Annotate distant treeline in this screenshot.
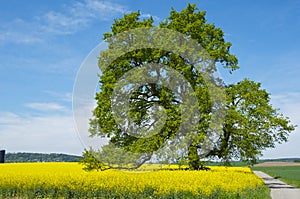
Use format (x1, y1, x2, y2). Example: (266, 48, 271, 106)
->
(261, 158, 300, 162)
(5, 152, 82, 163)
(3, 152, 300, 164)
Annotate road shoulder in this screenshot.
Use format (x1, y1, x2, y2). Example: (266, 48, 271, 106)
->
(254, 171, 300, 199)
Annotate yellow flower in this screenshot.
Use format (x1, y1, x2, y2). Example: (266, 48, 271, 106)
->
(0, 162, 264, 196)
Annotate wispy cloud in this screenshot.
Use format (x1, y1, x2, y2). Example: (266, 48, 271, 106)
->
(0, 97, 97, 154)
(0, 0, 128, 45)
(0, 112, 24, 125)
(0, 19, 43, 45)
(0, 30, 43, 44)
(43, 91, 73, 102)
(0, 111, 83, 154)
(25, 102, 67, 112)
(140, 13, 160, 21)
(40, 0, 128, 35)
(263, 92, 300, 158)
(272, 93, 300, 126)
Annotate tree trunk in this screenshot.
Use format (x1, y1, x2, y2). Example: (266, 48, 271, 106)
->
(188, 143, 200, 170)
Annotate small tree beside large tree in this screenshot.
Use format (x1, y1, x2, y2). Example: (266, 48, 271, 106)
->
(207, 79, 294, 165)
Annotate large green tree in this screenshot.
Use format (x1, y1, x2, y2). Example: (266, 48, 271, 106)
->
(87, 4, 295, 170)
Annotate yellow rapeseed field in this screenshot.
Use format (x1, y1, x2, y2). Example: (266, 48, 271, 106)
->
(0, 162, 267, 198)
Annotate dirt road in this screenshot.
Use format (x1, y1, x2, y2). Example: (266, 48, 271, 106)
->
(253, 161, 300, 167)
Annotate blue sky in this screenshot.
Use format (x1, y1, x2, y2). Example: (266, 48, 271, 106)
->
(0, 0, 299, 158)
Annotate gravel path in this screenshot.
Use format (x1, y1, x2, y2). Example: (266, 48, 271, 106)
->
(254, 171, 300, 199)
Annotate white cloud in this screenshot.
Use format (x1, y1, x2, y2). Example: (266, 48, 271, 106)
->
(40, 0, 128, 35)
(0, 30, 43, 44)
(25, 102, 67, 112)
(0, 0, 128, 45)
(0, 0, 161, 45)
(0, 112, 23, 125)
(74, 0, 127, 17)
(0, 97, 103, 154)
(271, 92, 300, 106)
(73, 98, 106, 150)
(140, 13, 160, 21)
(0, 19, 43, 45)
(0, 102, 105, 154)
(43, 91, 73, 102)
(0, 112, 83, 154)
(262, 92, 300, 158)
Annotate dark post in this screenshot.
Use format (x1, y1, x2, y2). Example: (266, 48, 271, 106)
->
(0, 150, 5, 163)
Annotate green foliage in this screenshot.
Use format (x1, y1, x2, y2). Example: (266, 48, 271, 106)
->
(80, 149, 109, 171)
(88, 4, 295, 170)
(207, 79, 295, 165)
(160, 4, 238, 71)
(80, 146, 151, 171)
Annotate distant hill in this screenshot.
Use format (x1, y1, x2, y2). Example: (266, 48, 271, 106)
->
(5, 152, 82, 163)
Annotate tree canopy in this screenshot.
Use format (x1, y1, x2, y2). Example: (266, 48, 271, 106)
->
(207, 79, 295, 165)
(85, 4, 295, 170)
